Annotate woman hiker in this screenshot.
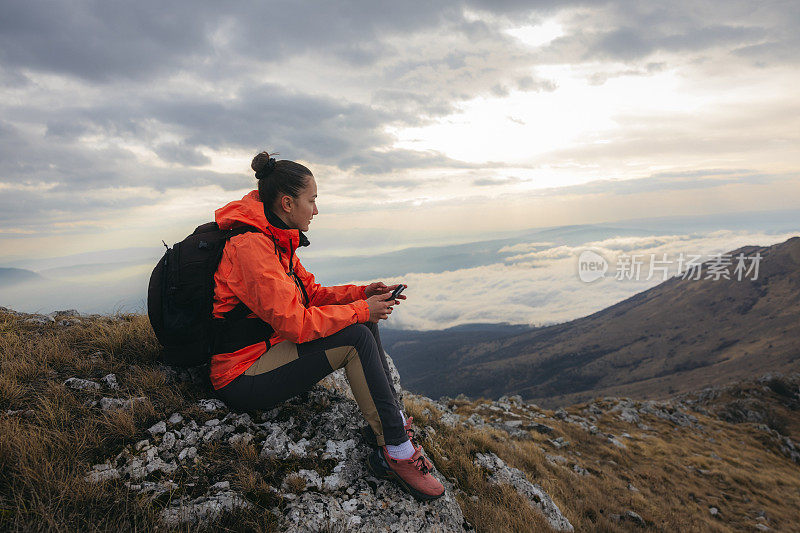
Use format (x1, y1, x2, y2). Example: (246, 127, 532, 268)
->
(209, 151, 445, 501)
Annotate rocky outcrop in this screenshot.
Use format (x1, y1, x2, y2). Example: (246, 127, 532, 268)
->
(2, 307, 115, 327)
(474, 452, 573, 532)
(80, 352, 595, 531)
(85, 363, 468, 531)
(161, 489, 252, 526)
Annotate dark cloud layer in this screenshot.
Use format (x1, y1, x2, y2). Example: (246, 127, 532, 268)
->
(0, 1, 530, 82)
(0, 0, 796, 238)
(0, 1, 217, 82)
(539, 1, 796, 66)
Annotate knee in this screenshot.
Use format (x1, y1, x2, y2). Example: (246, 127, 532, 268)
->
(339, 324, 379, 360)
(340, 323, 372, 343)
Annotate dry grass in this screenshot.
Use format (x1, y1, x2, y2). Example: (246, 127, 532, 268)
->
(402, 392, 800, 532)
(282, 474, 308, 495)
(0, 311, 187, 531)
(2, 308, 799, 532)
(0, 310, 292, 532)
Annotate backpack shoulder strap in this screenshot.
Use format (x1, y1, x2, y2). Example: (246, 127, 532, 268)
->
(226, 224, 260, 238)
(219, 225, 260, 321)
(223, 301, 252, 320)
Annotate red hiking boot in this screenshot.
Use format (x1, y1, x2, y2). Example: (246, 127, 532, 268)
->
(366, 444, 445, 501)
(360, 416, 417, 448)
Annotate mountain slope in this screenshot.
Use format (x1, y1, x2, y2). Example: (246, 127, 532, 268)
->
(394, 236, 800, 407)
(2, 307, 799, 531)
(0, 267, 44, 287)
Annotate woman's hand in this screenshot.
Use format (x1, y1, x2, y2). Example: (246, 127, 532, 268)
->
(364, 282, 388, 298)
(365, 282, 408, 305)
(366, 293, 396, 322)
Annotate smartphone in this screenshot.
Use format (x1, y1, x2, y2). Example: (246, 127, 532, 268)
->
(389, 284, 405, 300)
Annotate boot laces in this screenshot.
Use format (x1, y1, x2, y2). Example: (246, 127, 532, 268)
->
(413, 449, 432, 474)
(404, 416, 418, 445)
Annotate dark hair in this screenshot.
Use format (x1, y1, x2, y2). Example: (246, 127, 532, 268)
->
(251, 151, 313, 209)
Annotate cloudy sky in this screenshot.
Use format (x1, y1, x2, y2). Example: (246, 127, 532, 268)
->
(1, 1, 799, 324)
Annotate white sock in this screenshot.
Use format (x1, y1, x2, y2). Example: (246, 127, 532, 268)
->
(386, 439, 415, 460)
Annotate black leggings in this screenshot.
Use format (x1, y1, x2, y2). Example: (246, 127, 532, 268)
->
(216, 321, 406, 446)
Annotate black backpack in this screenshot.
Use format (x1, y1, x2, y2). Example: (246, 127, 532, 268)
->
(147, 222, 259, 367)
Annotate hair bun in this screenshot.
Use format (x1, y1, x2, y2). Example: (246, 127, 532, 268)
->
(251, 151, 272, 173)
(252, 150, 279, 180)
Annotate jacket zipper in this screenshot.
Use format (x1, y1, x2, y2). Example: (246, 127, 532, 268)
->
(268, 230, 309, 307)
(288, 244, 310, 307)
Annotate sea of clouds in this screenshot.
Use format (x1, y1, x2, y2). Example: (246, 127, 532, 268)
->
(3, 227, 794, 331)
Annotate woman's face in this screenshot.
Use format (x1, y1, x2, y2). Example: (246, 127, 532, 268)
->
(287, 175, 318, 232)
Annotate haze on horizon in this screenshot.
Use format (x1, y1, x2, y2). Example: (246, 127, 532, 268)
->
(1, 1, 799, 326)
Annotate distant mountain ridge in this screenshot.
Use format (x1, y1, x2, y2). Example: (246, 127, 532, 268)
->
(305, 207, 800, 285)
(0, 267, 43, 286)
(387, 236, 800, 408)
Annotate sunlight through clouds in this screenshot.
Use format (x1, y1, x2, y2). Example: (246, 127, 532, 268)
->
(1, 1, 798, 318)
(505, 20, 565, 49)
(388, 64, 702, 177)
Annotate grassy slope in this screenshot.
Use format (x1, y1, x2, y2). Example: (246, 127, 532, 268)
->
(1, 310, 799, 532)
(408, 392, 800, 532)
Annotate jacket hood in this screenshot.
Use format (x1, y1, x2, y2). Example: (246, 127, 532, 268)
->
(215, 190, 309, 251)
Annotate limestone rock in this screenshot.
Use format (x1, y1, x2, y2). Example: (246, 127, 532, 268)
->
(624, 510, 645, 526)
(227, 433, 253, 446)
(178, 446, 197, 462)
(321, 438, 357, 461)
(99, 396, 146, 411)
(607, 435, 627, 449)
(474, 452, 573, 532)
(439, 412, 462, 428)
(64, 377, 101, 390)
(148, 421, 167, 436)
(465, 414, 485, 427)
(284, 469, 322, 491)
(615, 407, 640, 424)
(572, 464, 590, 476)
(211, 481, 230, 491)
(160, 491, 251, 526)
(25, 315, 55, 325)
(198, 398, 226, 412)
(84, 463, 120, 483)
(84, 379, 465, 531)
(101, 373, 120, 390)
(159, 431, 177, 452)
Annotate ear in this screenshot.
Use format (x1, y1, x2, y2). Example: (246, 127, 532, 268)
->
(280, 194, 293, 213)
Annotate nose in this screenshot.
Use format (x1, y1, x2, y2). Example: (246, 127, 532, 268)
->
(313, 204, 319, 216)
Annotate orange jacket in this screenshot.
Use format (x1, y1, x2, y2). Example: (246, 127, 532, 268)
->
(209, 190, 369, 389)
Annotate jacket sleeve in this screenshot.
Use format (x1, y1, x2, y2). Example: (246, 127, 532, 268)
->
(293, 260, 367, 306)
(222, 235, 370, 344)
